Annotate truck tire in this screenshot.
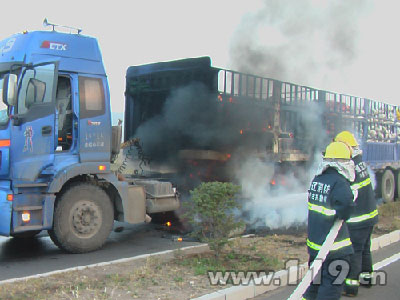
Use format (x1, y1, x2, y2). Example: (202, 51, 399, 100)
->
(381, 169, 395, 203)
(11, 230, 41, 239)
(397, 171, 400, 201)
(48, 183, 114, 253)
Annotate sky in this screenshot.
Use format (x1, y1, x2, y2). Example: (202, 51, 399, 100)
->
(0, 0, 398, 113)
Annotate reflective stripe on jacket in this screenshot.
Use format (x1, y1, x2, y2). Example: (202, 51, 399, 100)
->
(346, 155, 378, 229)
(307, 237, 352, 251)
(307, 167, 354, 259)
(308, 203, 336, 217)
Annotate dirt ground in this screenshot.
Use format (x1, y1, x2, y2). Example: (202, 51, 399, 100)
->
(0, 201, 398, 300)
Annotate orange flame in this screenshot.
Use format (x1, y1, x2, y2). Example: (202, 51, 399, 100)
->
(166, 221, 172, 227)
(240, 130, 243, 135)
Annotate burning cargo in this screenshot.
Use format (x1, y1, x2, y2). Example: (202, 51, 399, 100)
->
(123, 57, 319, 187)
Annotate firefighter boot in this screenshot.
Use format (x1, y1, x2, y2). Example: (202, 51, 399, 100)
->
(343, 279, 359, 297)
(359, 272, 373, 288)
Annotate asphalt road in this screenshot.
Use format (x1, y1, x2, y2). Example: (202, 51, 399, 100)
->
(0, 222, 198, 281)
(254, 240, 400, 300)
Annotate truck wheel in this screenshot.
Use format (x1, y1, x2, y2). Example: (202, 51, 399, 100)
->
(381, 169, 395, 203)
(11, 230, 41, 239)
(48, 183, 114, 253)
(397, 171, 400, 201)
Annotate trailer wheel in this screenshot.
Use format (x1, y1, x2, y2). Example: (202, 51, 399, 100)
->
(381, 169, 395, 203)
(48, 183, 114, 253)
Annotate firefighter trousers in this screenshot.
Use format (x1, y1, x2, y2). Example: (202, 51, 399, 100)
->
(347, 226, 373, 282)
(303, 255, 350, 300)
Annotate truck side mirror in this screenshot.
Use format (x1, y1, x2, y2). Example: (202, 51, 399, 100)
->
(2, 74, 18, 107)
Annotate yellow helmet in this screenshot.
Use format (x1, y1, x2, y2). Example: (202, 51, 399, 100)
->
(334, 131, 358, 147)
(324, 141, 352, 159)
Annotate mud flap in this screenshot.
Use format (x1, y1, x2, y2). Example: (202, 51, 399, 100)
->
(0, 189, 12, 236)
(123, 185, 146, 224)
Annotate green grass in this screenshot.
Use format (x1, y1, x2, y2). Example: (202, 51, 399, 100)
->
(174, 249, 281, 277)
(173, 276, 183, 282)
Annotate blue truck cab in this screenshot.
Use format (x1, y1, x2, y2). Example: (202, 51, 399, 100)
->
(0, 29, 179, 253)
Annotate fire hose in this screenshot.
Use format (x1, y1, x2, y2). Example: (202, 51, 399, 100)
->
(287, 219, 343, 300)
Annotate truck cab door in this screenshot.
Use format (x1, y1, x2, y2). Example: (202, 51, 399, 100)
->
(10, 63, 58, 182)
(78, 76, 110, 163)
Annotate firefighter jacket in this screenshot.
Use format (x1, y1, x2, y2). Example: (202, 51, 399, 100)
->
(346, 154, 378, 229)
(307, 167, 355, 259)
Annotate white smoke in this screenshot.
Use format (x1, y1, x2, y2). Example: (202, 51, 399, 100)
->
(235, 152, 323, 230)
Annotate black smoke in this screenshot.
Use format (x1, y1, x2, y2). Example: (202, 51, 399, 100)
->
(133, 82, 272, 166)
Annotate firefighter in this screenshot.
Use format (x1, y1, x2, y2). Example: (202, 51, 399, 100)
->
(334, 131, 378, 296)
(303, 141, 355, 300)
